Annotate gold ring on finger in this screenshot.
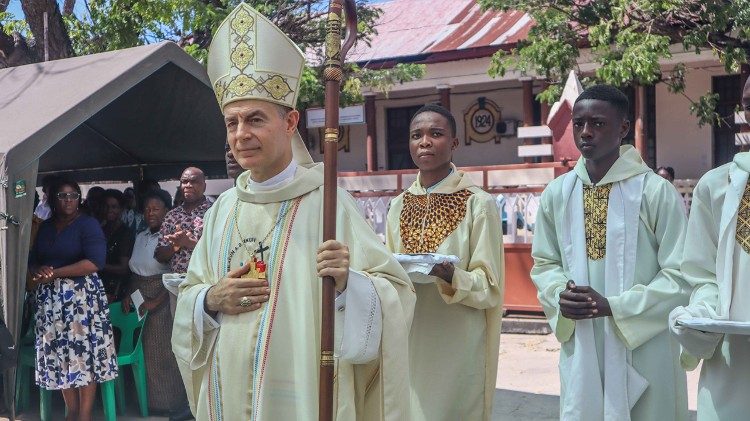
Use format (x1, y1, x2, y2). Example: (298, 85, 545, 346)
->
(239, 296, 252, 307)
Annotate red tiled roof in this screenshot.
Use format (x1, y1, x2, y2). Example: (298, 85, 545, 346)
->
(349, 0, 532, 64)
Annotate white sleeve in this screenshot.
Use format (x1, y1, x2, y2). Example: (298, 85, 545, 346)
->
(336, 270, 382, 364)
(194, 286, 222, 337)
(669, 306, 723, 363)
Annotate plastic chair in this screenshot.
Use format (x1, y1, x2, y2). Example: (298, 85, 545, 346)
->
(15, 325, 52, 419)
(101, 302, 148, 420)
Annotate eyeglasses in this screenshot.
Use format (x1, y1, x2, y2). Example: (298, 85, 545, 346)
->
(56, 192, 80, 201)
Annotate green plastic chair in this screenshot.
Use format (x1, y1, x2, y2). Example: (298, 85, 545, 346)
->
(15, 324, 52, 419)
(17, 303, 148, 421)
(102, 302, 149, 420)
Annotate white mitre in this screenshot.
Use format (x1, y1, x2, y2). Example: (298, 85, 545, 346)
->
(207, 2, 313, 165)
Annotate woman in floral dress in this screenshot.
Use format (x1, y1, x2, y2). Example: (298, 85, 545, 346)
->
(28, 178, 118, 421)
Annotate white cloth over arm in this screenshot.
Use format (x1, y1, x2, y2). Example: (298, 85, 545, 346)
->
(335, 271, 382, 364)
(669, 164, 748, 367)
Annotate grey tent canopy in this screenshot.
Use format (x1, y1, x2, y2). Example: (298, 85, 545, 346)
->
(0, 41, 226, 417)
(1, 41, 227, 183)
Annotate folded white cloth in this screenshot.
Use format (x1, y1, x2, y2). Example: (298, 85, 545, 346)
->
(669, 306, 724, 363)
(393, 253, 460, 283)
(162, 273, 187, 296)
(676, 317, 750, 335)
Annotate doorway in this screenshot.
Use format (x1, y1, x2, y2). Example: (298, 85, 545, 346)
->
(712, 74, 742, 168)
(386, 105, 424, 170)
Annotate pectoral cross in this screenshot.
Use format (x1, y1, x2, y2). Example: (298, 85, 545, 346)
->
(251, 241, 269, 279)
(256, 241, 270, 262)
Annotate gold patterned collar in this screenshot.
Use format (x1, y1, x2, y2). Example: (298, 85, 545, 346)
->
(399, 189, 474, 254)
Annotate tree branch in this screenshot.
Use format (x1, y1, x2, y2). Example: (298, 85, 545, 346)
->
(63, 0, 76, 15)
(20, 0, 74, 60)
(0, 29, 37, 68)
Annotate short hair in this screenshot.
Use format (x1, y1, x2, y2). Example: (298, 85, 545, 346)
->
(139, 179, 160, 193)
(102, 189, 126, 208)
(656, 166, 675, 179)
(41, 174, 60, 194)
(86, 186, 105, 198)
(48, 177, 82, 215)
(575, 85, 630, 118)
(410, 103, 457, 137)
(181, 167, 206, 182)
(142, 189, 173, 210)
(275, 103, 293, 119)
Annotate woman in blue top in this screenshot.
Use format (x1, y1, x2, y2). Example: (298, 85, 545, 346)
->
(29, 178, 118, 421)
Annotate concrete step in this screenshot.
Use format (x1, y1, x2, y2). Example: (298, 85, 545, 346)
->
(502, 317, 552, 335)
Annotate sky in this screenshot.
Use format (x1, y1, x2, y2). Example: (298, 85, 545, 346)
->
(5, 1, 88, 19)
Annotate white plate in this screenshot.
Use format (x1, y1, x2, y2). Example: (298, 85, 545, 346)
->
(677, 318, 750, 335)
(393, 253, 460, 264)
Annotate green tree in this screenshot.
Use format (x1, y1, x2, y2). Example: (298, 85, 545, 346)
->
(479, 0, 750, 126)
(0, 0, 424, 108)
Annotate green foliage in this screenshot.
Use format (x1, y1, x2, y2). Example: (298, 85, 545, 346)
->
(480, 0, 750, 126)
(298, 66, 326, 110)
(0, 11, 30, 37)
(356, 63, 426, 98)
(297, 62, 426, 110)
(691, 93, 721, 127)
(65, 0, 195, 55)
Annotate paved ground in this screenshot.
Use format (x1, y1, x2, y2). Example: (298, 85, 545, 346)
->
(492, 334, 700, 420)
(6, 333, 701, 421)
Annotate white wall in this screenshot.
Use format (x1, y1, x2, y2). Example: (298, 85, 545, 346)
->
(307, 123, 369, 171)
(367, 77, 530, 170)
(289, 56, 530, 171)
(449, 86, 526, 167)
(655, 64, 726, 179)
(306, 82, 538, 171)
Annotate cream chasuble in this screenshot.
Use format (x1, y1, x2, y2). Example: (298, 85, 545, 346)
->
(172, 162, 416, 421)
(532, 145, 689, 421)
(669, 152, 750, 421)
(385, 168, 504, 421)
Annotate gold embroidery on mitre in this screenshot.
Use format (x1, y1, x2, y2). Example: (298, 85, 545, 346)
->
(262, 75, 293, 101)
(583, 184, 612, 260)
(207, 3, 303, 110)
(227, 74, 258, 97)
(231, 9, 255, 34)
(231, 42, 254, 70)
(399, 190, 473, 254)
(213, 82, 226, 105)
(736, 182, 750, 254)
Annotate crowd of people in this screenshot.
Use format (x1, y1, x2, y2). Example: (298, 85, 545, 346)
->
(26, 167, 218, 421)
